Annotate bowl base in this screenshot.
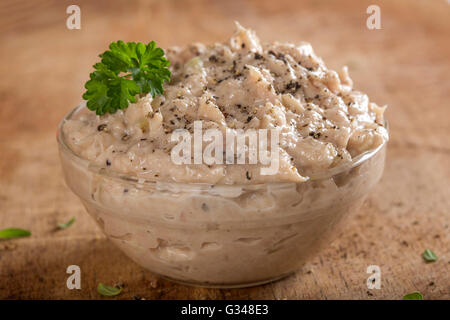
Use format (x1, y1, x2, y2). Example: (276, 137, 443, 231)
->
(158, 271, 295, 289)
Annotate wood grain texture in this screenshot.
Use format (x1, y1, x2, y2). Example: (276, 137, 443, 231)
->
(0, 0, 449, 300)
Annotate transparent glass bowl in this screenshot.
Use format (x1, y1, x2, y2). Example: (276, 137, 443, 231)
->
(57, 104, 387, 288)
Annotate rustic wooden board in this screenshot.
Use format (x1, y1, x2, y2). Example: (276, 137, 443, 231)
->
(0, 0, 449, 299)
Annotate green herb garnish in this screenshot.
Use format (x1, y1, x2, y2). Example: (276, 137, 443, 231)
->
(422, 249, 437, 262)
(97, 283, 122, 297)
(83, 41, 171, 115)
(0, 228, 31, 239)
(58, 217, 75, 230)
(402, 292, 423, 300)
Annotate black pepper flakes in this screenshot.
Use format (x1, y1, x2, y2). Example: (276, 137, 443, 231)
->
(201, 203, 209, 212)
(246, 171, 251, 180)
(285, 81, 301, 92)
(231, 60, 237, 73)
(254, 52, 263, 60)
(285, 81, 296, 90)
(309, 132, 321, 139)
(97, 124, 107, 131)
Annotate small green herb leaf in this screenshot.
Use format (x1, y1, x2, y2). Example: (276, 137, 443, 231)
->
(402, 292, 423, 300)
(0, 228, 31, 239)
(58, 217, 75, 230)
(97, 283, 122, 297)
(422, 249, 437, 262)
(83, 40, 171, 115)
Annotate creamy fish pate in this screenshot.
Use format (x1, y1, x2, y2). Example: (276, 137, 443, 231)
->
(63, 23, 387, 184)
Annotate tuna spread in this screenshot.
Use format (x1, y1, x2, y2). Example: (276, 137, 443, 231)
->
(63, 23, 388, 184)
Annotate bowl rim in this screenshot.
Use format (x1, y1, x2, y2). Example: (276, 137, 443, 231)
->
(57, 102, 388, 187)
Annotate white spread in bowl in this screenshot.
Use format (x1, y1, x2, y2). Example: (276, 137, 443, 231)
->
(58, 23, 388, 287)
(63, 23, 388, 184)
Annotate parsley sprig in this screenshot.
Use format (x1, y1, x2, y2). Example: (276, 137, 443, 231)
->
(58, 217, 75, 230)
(422, 249, 437, 262)
(0, 228, 31, 239)
(97, 283, 122, 297)
(83, 41, 171, 115)
(402, 292, 423, 300)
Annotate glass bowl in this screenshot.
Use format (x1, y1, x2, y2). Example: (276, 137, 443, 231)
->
(57, 103, 388, 288)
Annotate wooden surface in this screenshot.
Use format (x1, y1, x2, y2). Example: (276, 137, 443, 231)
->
(0, 0, 449, 300)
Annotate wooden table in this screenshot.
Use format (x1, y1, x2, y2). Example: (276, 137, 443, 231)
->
(0, 0, 449, 299)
